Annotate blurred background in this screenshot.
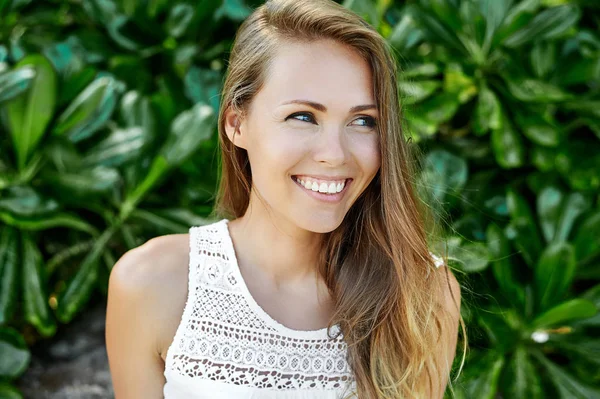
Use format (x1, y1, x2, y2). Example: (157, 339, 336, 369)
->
(0, 0, 599, 398)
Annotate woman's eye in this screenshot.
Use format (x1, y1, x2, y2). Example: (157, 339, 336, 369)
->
(353, 116, 377, 128)
(287, 112, 315, 123)
(285, 113, 377, 128)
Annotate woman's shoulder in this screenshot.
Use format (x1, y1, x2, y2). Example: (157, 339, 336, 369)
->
(110, 232, 191, 295)
(108, 232, 192, 361)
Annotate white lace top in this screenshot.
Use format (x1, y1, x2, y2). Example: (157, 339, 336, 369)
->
(163, 219, 357, 399)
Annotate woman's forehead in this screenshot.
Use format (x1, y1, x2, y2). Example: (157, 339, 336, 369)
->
(257, 39, 375, 109)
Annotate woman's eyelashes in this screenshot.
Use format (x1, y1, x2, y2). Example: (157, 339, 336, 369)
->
(287, 112, 315, 123)
(286, 112, 377, 128)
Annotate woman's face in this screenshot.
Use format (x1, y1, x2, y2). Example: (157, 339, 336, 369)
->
(225, 39, 381, 233)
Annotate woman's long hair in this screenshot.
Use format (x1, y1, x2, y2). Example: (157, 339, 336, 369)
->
(213, 0, 466, 397)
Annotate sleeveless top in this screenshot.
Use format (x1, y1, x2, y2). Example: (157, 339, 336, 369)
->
(163, 219, 357, 399)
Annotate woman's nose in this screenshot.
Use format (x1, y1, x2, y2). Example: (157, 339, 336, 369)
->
(312, 124, 348, 167)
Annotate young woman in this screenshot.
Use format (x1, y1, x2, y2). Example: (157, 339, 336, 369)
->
(106, 0, 465, 398)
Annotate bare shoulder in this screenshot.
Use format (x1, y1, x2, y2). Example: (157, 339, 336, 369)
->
(436, 263, 461, 319)
(418, 262, 462, 398)
(107, 232, 191, 361)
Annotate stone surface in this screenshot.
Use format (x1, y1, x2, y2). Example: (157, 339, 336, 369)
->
(16, 301, 114, 399)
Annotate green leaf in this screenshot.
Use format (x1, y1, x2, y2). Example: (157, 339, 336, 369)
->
(555, 138, 600, 191)
(82, 127, 147, 168)
(537, 185, 562, 243)
(473, 83, 501, 135)
(551, 335, 600, 366)
(478, 0, 512, 54)
(81, 0, 118, 24)
(581, 284, 600, 309)
(161, 103, 216, 166)
(419, 149, 468, 211)
(146, 0, 169, 18)
(343, 0, 380, 29)
(505, 188, 543, 267)
(52, 75, 120, 143)
(493, 0, 540, 49)
(564, 100, 600, 119)
(412, 3, 467, 56)
(534, 242, 577, 311)
(6, 54, 57, 170)
(455, 242, 490, 273)
(503, 5, 581, 48)
(398, 80, 441, 104)
(0, 211, 97, 234)
(129, 208, 210, 234)
(503, 346, 543, 399)
(443, 63, 477, 103)
(184, 66, 222, 112)
(416, 91, 460, 125)
(505, 78, 572, 103)
(478, 309, 518, 353)
(121, 156, 169, 220)
(558, 57, 600, 86)
(537, 187, 590, 243)
(388, 10, 424, 51)
(401, 63, 440, 79)
(0, 226, 19, 325)
(531, 146, 556, 172)
(214, 0, 253, 22)
(42, 166, 120, 199)
(106, 15, 141, 51)
(531, 298, 597, 329)
(21, 233, 56, 337)
(56, 227, 116, 323)
(121, 0, 137, 16)
(120, 90, 155, 132)
(491, 113, 526, 169)
(530, 41, 556, 78)
(0, 66, 35, 103)
(427, 0, 462, 30)
(0, 186, 59, 217)
(573, 210, 600, 262)
(166, 3, 194, 38)
(403, 105, 437, 139)
(515, 111, 561, 148)
(130, 208, 187, 234)
(533, 351, 600, 399)
(0, 327, 30, 379)
(487, 223, 523, 307)
(0, 382, 23, 399)
(456, 351, 505, 399)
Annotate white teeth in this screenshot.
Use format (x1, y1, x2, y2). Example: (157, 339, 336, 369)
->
(295, 177, 347, 194)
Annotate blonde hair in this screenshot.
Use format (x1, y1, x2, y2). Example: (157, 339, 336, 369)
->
(214, 0, 466, 397)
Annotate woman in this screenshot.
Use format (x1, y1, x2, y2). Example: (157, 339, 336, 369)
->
(106, 0, 465, 398)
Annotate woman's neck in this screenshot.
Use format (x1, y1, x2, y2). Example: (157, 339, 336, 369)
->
(227, 196, 323, 287)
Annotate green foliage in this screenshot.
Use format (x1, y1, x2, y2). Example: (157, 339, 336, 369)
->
(0, 0, 599, 397)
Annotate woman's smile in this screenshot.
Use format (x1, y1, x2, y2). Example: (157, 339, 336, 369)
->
(291, 175, 353, 203)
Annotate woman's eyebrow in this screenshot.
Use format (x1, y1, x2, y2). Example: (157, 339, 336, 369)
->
(280, 99, 377, 113)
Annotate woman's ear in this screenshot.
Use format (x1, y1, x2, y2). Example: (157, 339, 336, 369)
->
(224, 106, 248, 149)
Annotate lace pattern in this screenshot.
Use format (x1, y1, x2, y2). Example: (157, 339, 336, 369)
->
(164, 219, 355, 392)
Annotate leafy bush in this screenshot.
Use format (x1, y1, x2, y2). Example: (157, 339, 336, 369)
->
(0, 0, 598, 398)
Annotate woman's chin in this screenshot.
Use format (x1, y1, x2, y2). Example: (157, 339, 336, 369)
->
(294, 212, 346, 234)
